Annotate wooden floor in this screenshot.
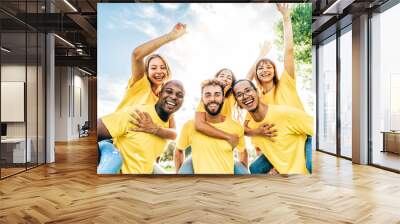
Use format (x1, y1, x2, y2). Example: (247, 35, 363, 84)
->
(372, 150, 400, 171)
(1, 136, 400, 223)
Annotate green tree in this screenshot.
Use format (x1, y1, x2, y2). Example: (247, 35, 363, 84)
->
(274, 4, 314, 114)
(159, 141, 176, 162)
(275, 3, 312, 65)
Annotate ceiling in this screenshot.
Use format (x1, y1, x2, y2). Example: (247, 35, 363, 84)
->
(312, 0, 390, 43)
(0, 0, 98, 75)
(6, 0, 394, 73)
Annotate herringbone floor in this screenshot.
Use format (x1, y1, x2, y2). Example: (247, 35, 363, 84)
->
(1, 135, 400, 223)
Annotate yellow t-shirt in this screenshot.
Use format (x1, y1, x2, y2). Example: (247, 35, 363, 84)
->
(177, 119, 245, 174)
(248, 105, 314, 174)
(245, 70, 304, 120)
(115, 75, 158, 112)
(101, 104, 169, 174)
(196, 94, 236, 119)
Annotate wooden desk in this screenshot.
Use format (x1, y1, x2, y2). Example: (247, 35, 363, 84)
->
(381, 131, 400, 154)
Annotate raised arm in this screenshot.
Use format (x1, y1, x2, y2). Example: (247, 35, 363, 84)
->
(131, 23, 187, 84)
(246, 40, 272, 80)
(194, 112, 239, 148)
(277, 3, 295, 78)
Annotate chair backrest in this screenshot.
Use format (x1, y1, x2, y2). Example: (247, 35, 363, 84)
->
(82, 121, 90, 130)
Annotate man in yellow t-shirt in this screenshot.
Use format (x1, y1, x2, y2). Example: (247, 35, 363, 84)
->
(174, 79, 248, 174)
(232, 79, 314, 174)
(97, 80, 185, 174)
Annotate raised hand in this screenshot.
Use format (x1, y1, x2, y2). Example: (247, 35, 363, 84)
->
(168, 22, 187, 41)
(276, 3, 291, 18)
(259, 40, 272, 58)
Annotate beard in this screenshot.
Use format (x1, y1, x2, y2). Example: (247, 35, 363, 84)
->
(204, 101, 224, 116)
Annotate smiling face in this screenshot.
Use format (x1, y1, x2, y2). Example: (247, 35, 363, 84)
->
(157, 81, 185, 115)
(233, 80, 259, 113)
(215, 69, 234, 91)
(147, 56, 169, 86)
(202, 84, 224, 116)
(256, 60, 276, 84)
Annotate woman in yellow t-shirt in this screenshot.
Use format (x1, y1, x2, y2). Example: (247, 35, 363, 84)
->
(98, 23, 187, 174)
(244, 4, 312, 174)
(115, 22, 187, 139)
(116, 22, 187, 111)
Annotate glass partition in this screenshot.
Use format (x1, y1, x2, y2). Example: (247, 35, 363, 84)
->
(317, 35, 337, 155)
(0, 1, 46, 179)
(370, 3, 400, 171)
(1, 30, 28, 177)
(339, 27, 352, 158)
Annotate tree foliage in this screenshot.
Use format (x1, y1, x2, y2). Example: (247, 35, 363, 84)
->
(275, 3, 312, 65)
(160, 141, 176, 162)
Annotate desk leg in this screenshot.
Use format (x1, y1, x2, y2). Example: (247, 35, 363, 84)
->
(382, 133, 386, 153)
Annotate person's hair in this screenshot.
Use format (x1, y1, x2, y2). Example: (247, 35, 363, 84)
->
(254, 58, 279, 93)
(214, 68, 236, 97)
(231, 79, 257, 121)
(200, 79, 225, 96)
(159, 80, 185, 93)
(232, 79, 258, 95)
(144, 54, 172, 95)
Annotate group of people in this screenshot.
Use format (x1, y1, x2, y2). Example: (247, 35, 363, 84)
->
(97, 4, 314, 175)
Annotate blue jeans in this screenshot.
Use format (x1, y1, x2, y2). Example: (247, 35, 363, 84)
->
(97, 140, 123, 174)
(97, 140, 166, 174)
(305, 136, 313, 173)
(178, 149, 250, 174)
(249, 136, 313, 174)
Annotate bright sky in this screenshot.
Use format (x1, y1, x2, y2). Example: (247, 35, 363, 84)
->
(97, 3, 286, 131)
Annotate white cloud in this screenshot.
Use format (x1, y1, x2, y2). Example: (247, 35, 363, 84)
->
(160, 3, 180, 10)
(155, 3, 285, 129)
(97, 74, 127, 117)
(140, 5, 157, 19)
(103, 5, 167, 38)
(100, 3, 295, 130)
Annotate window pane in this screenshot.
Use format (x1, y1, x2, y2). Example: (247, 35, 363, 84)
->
(340, 28, 352, 158)
(318, 36, 337, 154)
(371, 3, 400, 171)
(1, 30, 27, 177)
(38, 32, 46, 165)
(27, 31, 38, 169)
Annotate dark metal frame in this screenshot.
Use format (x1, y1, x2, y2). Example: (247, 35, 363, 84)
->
(315, 0, 400, 172)
(367, 0, 400, 173)
(315, 21, 353, 162)
(0, 0, 47, 180)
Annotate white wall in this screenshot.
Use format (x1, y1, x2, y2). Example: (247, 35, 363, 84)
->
(1, 65, 38, 138)
(55, 66, 69, 141)
(54, 67, 89, 141)
(1, 63, 46, 163)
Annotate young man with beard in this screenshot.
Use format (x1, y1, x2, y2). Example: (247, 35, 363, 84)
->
(97, 80, 185, 174)
(174, 79, 248, 174)
(232, 79, 313, 174)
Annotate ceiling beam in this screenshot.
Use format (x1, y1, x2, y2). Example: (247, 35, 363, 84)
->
(55, 55, 96, 73)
